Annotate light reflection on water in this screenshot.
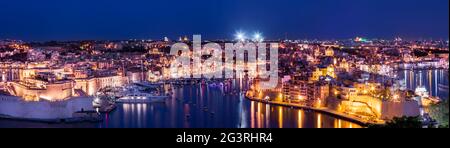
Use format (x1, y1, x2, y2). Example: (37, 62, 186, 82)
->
(94, 70, 448, 128)
(0, 84, 361, 128)
(398, 69, 449, 100)
(2, 70, 447, 128)
(94, 70, 447, 128)
(98, 85, 361, 128)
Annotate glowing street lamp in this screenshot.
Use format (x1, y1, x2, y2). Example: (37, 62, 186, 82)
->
(235, 32, 246, 42)
(253, 32, 263, 42)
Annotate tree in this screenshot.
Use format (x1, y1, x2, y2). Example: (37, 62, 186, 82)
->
(427, 99, 449, 128)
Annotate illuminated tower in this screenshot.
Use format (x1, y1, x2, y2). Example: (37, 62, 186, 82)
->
(1, 71, 6, 82)
(325, 47, 334, 57)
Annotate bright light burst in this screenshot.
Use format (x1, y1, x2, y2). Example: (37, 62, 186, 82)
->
(253, 32, 263, 42)
(235, 31, 246, 42)
(235, 31, 264, 42)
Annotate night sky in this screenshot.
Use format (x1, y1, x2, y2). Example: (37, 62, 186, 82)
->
(0, 0, 448, 41)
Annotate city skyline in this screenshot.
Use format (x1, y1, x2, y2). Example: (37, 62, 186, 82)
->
(0, 0, 449, 41)
(0, 0, 449, 131)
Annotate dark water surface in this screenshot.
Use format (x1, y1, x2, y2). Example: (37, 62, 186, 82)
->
(1, 84, 361, 128)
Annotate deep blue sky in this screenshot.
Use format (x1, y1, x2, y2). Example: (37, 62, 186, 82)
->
(0, 0, 448, 41)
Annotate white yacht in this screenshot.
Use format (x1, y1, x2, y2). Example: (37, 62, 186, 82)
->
(116, 85, 169, 103)
(415, 86, 429, 98)
(415, 86, 440, 106)
(116, 92, 168, 103)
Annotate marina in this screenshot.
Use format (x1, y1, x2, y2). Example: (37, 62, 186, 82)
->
(1, 82, 362, 128)
(0, 69, 448, 128)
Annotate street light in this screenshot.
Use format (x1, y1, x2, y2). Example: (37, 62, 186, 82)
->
(235, 32, 246, 42)
(253, 32, 263, 42)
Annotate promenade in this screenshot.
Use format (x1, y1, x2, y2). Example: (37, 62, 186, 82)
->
(246, 96, 385, 126)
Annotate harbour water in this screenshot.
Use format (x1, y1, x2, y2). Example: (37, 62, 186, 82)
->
(98, 85, 361, 128)
(0, 84, 361, 128)
(397, 69, 449, 100)
(2, 69, 447, 128)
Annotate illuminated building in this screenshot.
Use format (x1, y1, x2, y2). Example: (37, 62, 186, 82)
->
(336, 58, 350, 72)
(337, 91, 420, 120)
(340, 86, 357, 100)
(283, 74, 309, 102)
(74, 70, 89, 79)
(0, 95, 94, 120)
(96, 61, 114, 70)
(74, 75, 126, 96)
(127, 71, 146, 83)
(0, 62, 23, 82)
(311, 65, 335, 81)
(8, 80, 74, 101)
(147, 70, 162, 82)
(325, 47, 334, 57)
(313, 83, 330, 104)
(354, 82, 381, 95)
(27, 49, 46, 62)
(1, 71, 6, 82)
(290, 81, 308, 102)
(354, 37, 368, 42)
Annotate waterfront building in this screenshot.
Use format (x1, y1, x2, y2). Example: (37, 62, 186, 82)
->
(0, 95, 94, 120)
(325, 47, 334, 57)
(0, 62, 24, 82)
(127, 70, 146, 83)
(74, 75, 126, 96)
(8, 79, 74, 101)
(340, 85, 357, 100)
(284, 74, 309, 102)
(311, 81, 331, 107)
